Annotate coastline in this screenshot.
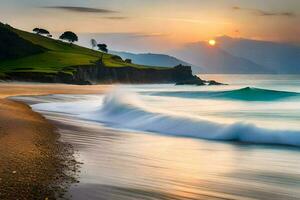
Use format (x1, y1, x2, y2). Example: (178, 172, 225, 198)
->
(0, 82, 111, 199)
(3, 81, 300, 199)
(22, 88, 300, 200)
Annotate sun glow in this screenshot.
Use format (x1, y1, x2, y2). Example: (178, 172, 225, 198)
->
(208, 39, 216, 46)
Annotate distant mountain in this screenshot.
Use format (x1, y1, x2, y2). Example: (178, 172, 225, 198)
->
(110, 51, 204, 72)
(170, 42, 271, 74)
(170, 36, 300, 74)
(216, 36, 300, 74)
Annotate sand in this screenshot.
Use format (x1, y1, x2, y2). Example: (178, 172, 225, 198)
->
(0, 82, 111, 199)
(0, 82, 112, 99)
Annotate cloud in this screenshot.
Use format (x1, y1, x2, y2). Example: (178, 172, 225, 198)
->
(42, 6, 117, 13)
(146, 17, 232, 25)
(232, 6, 241, 10)
(232, 6, 296, 17)
(131, 33, 169, 38)
(103, 16, 128, 20)
(81, 32, 169, 39)
(258, 11, 295, 17)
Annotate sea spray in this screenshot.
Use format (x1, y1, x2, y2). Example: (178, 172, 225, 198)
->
(32, 88, 300, 147)
(82, 89, 300, 146)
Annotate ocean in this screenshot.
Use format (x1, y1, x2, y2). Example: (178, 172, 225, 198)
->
(18, 75, 300, 199)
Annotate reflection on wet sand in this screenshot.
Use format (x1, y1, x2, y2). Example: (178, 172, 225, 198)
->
(41, 111, 300, 200)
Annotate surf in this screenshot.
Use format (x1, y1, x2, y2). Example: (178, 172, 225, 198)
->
(75, 90, 300, 147)
(151, 87, 300, 101)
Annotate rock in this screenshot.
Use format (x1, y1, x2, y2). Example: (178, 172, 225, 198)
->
(176, 78, 205, 86)
(206, 80, 225, 85)
(176, 77, 225, 86)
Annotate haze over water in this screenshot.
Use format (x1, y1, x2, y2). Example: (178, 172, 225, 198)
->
(21, 74, 300, 200)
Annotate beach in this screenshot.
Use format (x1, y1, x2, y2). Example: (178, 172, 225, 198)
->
(1, 0, 299, 198)
(1, 75, 300, 200)
(13, 74, 300, 200)
(0, 83, 111, 199)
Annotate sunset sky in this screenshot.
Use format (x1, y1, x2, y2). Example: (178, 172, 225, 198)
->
(1, 0, 299, 52)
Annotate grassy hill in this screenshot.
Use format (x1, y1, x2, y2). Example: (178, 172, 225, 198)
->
(0, 24, 45, 61)
(0, 23, 165, 79)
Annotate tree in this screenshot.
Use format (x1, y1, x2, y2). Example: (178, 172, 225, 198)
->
(33, 28, 50, 36)
(59, 31, 78, 43)
(125, 59, 132, 64)
(39, 29, 50, 35)
(97, 44, 108, 53)
(33, 28, 40, 34)
(90, 39, 97, 49)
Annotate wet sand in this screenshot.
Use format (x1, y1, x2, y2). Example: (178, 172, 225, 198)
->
(0, 82, 111, 199)
(0, 82, 111, 99)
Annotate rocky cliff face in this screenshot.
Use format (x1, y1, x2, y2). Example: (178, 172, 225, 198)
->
(5, 63, 204, 85)
(74, 63, 199, 84)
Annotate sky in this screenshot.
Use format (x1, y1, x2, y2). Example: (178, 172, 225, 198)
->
(0, 0, 299, 52)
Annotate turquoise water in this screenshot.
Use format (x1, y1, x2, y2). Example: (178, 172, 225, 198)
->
(150, 87, 300, 101)
(18, 75, 300, 199)
(117, 74, 300, 136)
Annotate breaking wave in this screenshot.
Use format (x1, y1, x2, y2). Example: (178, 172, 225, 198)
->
(151, 87, 300, 101)
(81, 90, 300, 147)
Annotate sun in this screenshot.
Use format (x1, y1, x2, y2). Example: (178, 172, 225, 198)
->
(208, 39, 216, 46)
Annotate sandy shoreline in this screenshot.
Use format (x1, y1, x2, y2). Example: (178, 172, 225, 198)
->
(0, 82, 111, 199)
(3, 82, 300, 200)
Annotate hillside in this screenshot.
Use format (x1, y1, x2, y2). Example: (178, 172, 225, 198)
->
(0, 23, 45, 60)
(0, 23, 201, 84)
(0, 23, 160, 72)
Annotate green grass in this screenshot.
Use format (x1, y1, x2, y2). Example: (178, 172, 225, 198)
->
(14, 28, 100, 57)
(0, 51, 99, 74)
(0, 27, 169, 76)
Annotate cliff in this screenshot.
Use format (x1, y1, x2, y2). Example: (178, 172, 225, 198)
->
(5, 63, 203, 85)
(74, 63, 199, 84)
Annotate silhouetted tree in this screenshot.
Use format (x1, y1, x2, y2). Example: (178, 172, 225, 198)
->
(125, 59, 132, 64)
(97, 44, 108, 53)
(33, 28, 50, 36)
(91, 39, 97, 49)
(39, 29, 49, 35)
(33, 28, 40, 34)
(59, 31, 78, 43)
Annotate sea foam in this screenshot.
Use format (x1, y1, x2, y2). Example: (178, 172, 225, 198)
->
(78, 90, 300, 147)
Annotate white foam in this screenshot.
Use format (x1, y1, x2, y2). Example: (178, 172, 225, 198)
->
(33, 89, 300, 147)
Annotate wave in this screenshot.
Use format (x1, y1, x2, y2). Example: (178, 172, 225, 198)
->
(81, 90, 300, 147)
(151, 87, 300, 101)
